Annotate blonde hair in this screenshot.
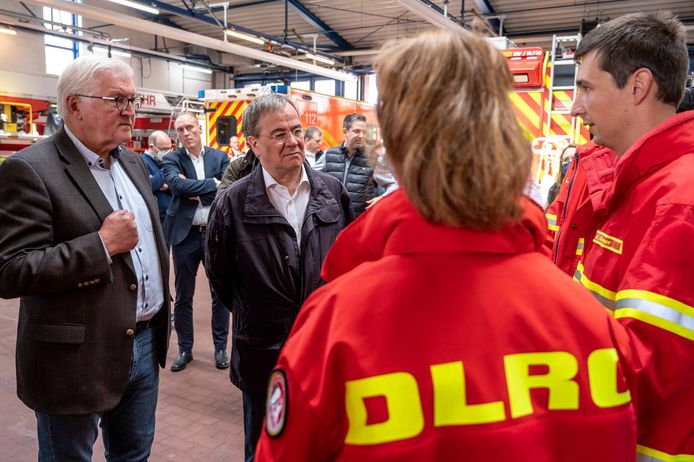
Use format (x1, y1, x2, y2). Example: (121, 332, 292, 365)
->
(375, 29, 531, 229)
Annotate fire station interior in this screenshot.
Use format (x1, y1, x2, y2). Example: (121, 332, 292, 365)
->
(0, 0, 693, 460)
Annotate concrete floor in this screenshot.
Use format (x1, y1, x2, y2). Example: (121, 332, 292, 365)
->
(0, 266, 245, 461)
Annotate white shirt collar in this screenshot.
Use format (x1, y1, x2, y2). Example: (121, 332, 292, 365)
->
(262, 165, 309, 195)
(64, 124, 121, 170)
(185, 146, 205, 160)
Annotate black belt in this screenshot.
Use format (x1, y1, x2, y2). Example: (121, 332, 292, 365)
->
(191, 225, 207, 233)
(135, 319, 153, 334)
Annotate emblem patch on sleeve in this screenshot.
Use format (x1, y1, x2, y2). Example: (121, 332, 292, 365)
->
(265, 369, 288, 438)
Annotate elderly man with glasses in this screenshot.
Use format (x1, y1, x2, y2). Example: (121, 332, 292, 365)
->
(205, 93, 353, 462)
(0, 56, 171, 461)
(142, 130, 173, 226)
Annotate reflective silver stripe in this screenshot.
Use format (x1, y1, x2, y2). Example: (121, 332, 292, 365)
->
(589, 290, 617, 310)
(617, 298, 694, 331)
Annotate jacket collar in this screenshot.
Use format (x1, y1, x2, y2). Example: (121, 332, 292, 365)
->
(143, 151, 163, 166)
(578, 142, 617, 213)
(336, 142, 362, 158)
(321, 189, 547, 282)
(54, 127, 114, 223)
(608, 111, 694, 205)
(243, 164, 341, 224)
(53, 126, 142, 278)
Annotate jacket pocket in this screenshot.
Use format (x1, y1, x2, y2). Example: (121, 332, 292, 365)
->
(27, 322, 86, 344)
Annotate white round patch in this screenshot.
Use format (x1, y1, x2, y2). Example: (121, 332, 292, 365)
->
(265, 369, 288, 438)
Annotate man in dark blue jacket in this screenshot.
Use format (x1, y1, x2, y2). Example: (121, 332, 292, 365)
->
(142, 130, 172, 225)
(205, 94, 352, 462)
(163, 112, 230, 372)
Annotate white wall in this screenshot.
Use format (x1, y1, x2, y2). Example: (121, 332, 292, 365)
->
(0, 27, 222, 101)
(0, 27, 58, 99)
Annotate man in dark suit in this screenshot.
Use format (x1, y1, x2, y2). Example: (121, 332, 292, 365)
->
(163, 112, 230, 371)
(142, 130, 173, 226)
(0, 56, 170, 461)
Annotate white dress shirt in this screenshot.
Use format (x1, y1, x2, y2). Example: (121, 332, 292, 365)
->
(186, 148, 212, 226)
(262, 166, 311, 247)
(304, 150, 317, 168)
(65, 125, 165, 322)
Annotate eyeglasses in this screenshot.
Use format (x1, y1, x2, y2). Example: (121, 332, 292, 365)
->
(155, 146, 172, 154)
(76, 94, 144, 112)
(258, 128, 304, 144)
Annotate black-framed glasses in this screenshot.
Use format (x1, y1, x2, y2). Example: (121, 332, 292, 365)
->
(258, 127, 304, 144)
(76, 94, 144, 112)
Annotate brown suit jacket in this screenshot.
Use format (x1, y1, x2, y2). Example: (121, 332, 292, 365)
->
(0, 127, 171, 415)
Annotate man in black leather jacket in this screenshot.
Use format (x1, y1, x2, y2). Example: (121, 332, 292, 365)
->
(205, 93, 353, 462)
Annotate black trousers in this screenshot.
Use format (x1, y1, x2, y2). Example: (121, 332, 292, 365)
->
(172, 227, 229, 352)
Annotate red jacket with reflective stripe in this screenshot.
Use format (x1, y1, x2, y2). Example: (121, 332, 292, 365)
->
(577, 111, 694, 460)
(256, 190, 636, 462)
(544, 142, 616, 276)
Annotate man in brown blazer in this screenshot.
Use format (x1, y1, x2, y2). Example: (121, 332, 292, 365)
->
(0, 56, 170, 461)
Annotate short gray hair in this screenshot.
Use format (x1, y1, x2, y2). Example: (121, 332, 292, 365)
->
(148, 130, 169, 146)
(241, 94, 299, 138)
(174, 112, 200, 127)
(304, 126, 321, 140)
(57, 56, 135, 118)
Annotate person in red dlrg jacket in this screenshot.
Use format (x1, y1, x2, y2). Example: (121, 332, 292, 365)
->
(544, 141, 617, 276)
(255, 28, 637, 462)
(570, 11, 694, 461)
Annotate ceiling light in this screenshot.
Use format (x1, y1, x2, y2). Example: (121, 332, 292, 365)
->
(93, 46, 132, 58)
(303, 52, 334, 66)
(180, 64, 213, 74)
(225, 29, 265, 45)
(107, 0, 159, 15)
(0, 26, 17, 35)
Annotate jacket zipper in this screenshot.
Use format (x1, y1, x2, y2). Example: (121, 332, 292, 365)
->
(342, 156, 353, 185)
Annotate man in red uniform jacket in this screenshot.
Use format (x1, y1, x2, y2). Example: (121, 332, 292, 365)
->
(256, 28, 637, 462)
(570, 11, 694, 460)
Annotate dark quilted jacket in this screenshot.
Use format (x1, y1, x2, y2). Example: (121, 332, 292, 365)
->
(323, 145, 376, 217)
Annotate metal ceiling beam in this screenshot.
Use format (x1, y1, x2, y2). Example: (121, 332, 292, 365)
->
(23, 0, 356, 82)
(286, 0, 352, 50)
(472, 0, 500, 33)
(473, 0, 494, 15)
(395, 0, 463, 31)
(187, 1, 277, 15)
(122, 0, 334, 58)
(139, 11, 184, 30)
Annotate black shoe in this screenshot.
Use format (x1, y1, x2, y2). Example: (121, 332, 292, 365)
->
(215, 350, 230, 369)
(171, 351, 193, 372)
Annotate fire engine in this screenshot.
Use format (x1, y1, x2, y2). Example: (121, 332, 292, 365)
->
(502, 35, 589, 197)
(202, 85, 378, 158)
(0, 97, 50, 160)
